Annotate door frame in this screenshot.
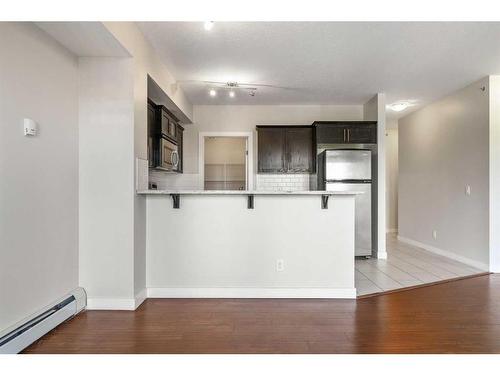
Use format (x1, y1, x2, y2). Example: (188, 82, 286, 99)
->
(198, 131, 254, 190)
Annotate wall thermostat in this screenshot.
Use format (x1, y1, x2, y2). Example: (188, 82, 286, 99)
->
(23, 118, 37, 136)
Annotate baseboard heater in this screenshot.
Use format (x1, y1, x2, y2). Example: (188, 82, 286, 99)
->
(0, 287, 86, 354)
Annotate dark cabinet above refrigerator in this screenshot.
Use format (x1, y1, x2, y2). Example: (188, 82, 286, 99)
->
(313, 121, 377, 144)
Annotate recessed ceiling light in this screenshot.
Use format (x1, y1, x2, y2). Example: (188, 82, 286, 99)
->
(228, 90, 235, 98)
(204, 21, 214, 31)
(388, 101, 410, 112)
(209, 89, 217, 97)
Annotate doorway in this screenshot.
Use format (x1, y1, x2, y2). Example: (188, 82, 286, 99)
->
(199, 132, 254, 191)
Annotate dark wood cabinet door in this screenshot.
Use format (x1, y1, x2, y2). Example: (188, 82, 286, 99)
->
(286, 127, 314, 173)
(314, 122, 377, 144)
(160, 109, 177, 140)
(257, 127, 286, 173)
(347, 124, 377, 144)
(316, 124, 346, 144)
(161, 110, 169, 136)
(147, 102, 156, 167)
(176, 125, 184, 173)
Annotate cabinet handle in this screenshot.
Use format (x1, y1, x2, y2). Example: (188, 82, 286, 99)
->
(343, 128, 346, 142)
(171, 150, 179, 168)
(347, 129, 350, 142)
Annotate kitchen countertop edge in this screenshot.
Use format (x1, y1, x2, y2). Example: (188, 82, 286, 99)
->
(137, 190, 363, 195)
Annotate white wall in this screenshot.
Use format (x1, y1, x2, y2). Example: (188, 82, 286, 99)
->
(146, 194, 355, 297)
(78, 58, 136, 307)
(152, 104, 363, 189)
(398, 78, 489, 270)
(101, 23, 194, 300)
(0, 23, 79, 331)
(363, 94, 387, 258)
(386, 127, 399, 232)
(489, 76, 500, 272)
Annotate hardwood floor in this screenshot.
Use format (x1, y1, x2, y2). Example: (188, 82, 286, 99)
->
(23, 274, 500, 354)
(355, 234, 484, 296)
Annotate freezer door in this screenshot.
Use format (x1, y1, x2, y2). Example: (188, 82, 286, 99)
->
(324, 150, 371, 181)
(326, 182, 372, 256)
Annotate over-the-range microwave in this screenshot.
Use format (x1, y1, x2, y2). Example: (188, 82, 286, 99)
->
(157, 137, 179, 172)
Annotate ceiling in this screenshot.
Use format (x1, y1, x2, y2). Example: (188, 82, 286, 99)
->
(37, 22, 130, 57)
(138, 22, 500, 118)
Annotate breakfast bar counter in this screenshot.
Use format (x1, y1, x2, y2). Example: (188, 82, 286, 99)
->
(140, 190, 358, 298)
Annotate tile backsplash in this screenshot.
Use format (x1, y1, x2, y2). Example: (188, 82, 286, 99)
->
(256, 174, 310, 191)
(149, 171, 313, 191)
(149, 170, 201, 190)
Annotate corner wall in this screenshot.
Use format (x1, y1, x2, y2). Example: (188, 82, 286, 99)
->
(386, 126, 399, 233)
(398, 78, 489, 270)
(489, 76, 500, 272)
(78, 57, 136, 308)
(102, 23, 194, 301)
(0, 23, 79, 331)
(363, 94, 387, 258)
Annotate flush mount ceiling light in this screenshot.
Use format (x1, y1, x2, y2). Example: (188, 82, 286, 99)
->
(204, 21, 214, 31)
(228, 90, 235, 98)
(388, 101, 415, 112)
(209, 89, 217, 97)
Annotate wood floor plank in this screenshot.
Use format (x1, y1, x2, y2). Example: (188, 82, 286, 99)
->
(22, 274, 500, 353)
(21, 234, 490, 354)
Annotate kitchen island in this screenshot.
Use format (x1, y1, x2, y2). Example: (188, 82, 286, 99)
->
(138, 190, 360, 298)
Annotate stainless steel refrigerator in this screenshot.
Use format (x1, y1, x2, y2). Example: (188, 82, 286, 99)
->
(318, 149, 372, 257)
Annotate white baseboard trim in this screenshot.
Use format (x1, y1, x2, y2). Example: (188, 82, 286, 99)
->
(386, 228, 398, 234)
(147, 287, 357, 299)
(85, 287, 357, 309)
(134, 289, 147, 309)
(87, 289, 147, 311)
(87, 298, 136, 310)
(376, 251, 388, 259)
(397, 235, 489, 271)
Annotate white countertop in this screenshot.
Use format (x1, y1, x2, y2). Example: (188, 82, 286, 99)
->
(137, 190, 363, 195)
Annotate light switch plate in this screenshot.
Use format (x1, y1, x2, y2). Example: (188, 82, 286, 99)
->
(23, 118, 37, 136)
(276, 259, 285, 272)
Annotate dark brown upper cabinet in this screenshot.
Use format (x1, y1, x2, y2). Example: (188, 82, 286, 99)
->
(147, 101, 156, 168)
(314, 121, 377, 144)
(160, 106, 177, 141)
(176, 124, 184, 173)
(147, 99, 184, 173)
(257, 126, 315, 174)
(257, 127, 286, 173)
(286, 127, 315, 173)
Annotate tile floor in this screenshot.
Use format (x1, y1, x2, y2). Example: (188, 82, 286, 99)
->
(355, 234, 485, 296)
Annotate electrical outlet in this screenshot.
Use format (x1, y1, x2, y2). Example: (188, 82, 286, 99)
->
(465, 185, 471, 196)
(432, 230, 437, 240)
(276, 259, 285, 272)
